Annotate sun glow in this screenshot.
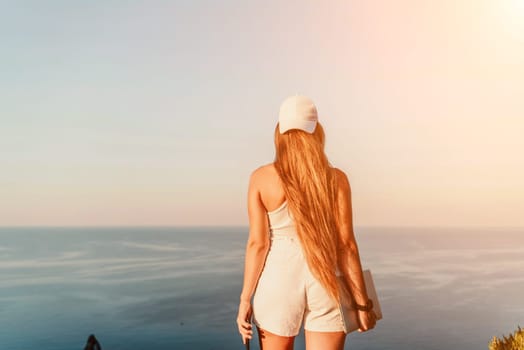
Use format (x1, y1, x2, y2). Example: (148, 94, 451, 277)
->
(499, 0, 524, 39)
(515, 0, 524, 11)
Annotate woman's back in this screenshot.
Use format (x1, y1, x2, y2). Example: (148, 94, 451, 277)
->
(257, 162, 341, 214)
(255, 163, 287, 214)
(251, 162, 350, 339)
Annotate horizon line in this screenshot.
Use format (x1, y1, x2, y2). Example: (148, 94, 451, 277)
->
(0, 224, 522, 230)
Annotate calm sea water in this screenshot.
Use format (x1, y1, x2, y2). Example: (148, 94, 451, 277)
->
(0, 226, 522, 350)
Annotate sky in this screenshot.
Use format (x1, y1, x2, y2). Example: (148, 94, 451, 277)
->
(1, 0, 523, 227)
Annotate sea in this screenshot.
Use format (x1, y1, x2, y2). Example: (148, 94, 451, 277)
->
(0, 226, 522, 350)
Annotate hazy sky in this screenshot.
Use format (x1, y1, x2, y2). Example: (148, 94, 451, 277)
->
(1, 0, 523, 227)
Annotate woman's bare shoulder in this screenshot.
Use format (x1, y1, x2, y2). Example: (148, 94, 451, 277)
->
(249, 163, 277, 183)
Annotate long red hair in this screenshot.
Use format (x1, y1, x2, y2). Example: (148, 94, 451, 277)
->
(273, 122, 343, 303)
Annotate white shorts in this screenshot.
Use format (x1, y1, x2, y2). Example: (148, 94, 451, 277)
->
(252, 234, 352, 337)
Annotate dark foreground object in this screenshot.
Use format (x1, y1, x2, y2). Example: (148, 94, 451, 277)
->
(84, 334, 102, 350)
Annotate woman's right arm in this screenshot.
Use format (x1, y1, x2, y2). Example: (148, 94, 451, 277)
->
(334, 168, 371, 306)
(335, 168, 377, 332)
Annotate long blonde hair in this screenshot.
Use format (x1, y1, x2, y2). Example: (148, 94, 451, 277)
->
(273, 122, 342, 304)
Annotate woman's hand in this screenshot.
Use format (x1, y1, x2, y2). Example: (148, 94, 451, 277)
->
(357, 309, 377, 332)
(236, 300, 253, 344)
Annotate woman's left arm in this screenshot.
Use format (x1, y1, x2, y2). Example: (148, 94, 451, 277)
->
(237, 168, 270, 344)
(239, 168, 270, 302)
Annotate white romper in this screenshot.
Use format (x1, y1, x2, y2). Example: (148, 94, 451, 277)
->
(252, 200, 354, 337)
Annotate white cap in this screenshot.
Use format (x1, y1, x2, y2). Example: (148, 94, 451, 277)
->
(278, 94, 318, 134)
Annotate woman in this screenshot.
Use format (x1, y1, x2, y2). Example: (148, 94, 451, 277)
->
(236, 95, 377, 350)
